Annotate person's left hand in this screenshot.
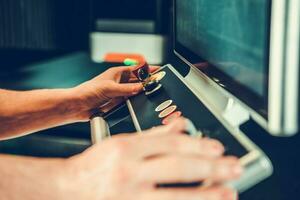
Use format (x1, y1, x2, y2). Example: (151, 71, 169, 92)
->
(71, 65, 158, 121)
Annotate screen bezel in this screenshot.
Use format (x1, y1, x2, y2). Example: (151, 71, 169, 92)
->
(173, 0, 272, 120)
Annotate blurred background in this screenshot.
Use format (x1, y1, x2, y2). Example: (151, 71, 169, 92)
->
(0, 0, 173, 157)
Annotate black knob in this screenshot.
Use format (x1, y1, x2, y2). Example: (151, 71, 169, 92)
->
(132, 62, 150, 81)
(138, 68, 150, 81)
(144, 80, 159, 92)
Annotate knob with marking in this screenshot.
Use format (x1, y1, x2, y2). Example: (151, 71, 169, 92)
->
(132, 61, 150, 81)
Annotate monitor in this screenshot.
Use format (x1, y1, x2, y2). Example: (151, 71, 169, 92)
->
(174, 0, 300, 136)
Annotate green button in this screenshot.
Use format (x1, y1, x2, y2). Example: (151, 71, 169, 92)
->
(124, 58, 139, 66)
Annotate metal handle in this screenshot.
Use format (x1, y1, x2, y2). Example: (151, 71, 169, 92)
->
(90, 116, 110, 144)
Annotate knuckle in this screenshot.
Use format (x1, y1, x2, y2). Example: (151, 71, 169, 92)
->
(207, 139, 224, 149)
(110, 137, 131, 156)
(112, 163, 133, 185)
(167, 135, 182, 148)
(169, 134, 189, 150)
(200, 138, 224, 151)
(202, 159, 214, 175)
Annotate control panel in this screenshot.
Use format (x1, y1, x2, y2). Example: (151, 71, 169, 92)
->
(129, 64, 273, 192)
(91, 64, 273, 193)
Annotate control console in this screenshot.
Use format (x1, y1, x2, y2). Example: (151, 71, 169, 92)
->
(91, 64, 273, 193)
(128, 64, 273, 193)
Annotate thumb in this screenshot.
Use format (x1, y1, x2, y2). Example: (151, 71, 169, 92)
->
(107, 82, 143, 97)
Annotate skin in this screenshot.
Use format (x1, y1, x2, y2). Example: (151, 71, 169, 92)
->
(0, 66, 242, 200)
(0, 66, 145, 139)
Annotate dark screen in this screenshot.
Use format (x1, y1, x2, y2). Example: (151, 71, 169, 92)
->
(175, 0, 271, 116)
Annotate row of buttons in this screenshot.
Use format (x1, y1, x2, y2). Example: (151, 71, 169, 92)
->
(149, 70, 201, 137)
(150, 71, 166, 82)
(155, 100, 182, 125)
(144, 71, 167, 96)
(155, 100, 200, 137)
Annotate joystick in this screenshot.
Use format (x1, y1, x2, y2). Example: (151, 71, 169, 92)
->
(132, 61, 162, 95)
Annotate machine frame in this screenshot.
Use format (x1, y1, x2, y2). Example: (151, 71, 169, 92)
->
(173, 0, 300, 136)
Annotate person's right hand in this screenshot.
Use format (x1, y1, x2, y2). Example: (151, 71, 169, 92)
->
(62, 118, 243, 200)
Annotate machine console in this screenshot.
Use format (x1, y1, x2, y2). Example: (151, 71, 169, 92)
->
(124, 64, 273, 193)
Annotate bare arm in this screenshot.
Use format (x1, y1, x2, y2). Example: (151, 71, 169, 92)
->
(0, 119, 241, 200)
(0, 67, 240, 200)
(0, 89, 82, 139)
(0, 66, 145, 140)
(0, 154, 67, 200)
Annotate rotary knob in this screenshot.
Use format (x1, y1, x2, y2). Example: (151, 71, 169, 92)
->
(144, 80, 162, 96)
(144, 80, 159, 92)
(132, 61, 150, 81)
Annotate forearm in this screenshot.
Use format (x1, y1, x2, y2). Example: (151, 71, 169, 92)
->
(0, 89, 85, 140)
(0, 154, 68, 200)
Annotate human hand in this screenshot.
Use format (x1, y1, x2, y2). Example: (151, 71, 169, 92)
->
(62, 118, 242, 200)
(71, 65, 159, 120)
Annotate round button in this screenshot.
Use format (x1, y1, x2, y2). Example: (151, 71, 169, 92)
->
(155, 100, 173, 112)
(159, 105, 177, 118)
(145, 84, 162, 96)
(162, 111, 182, 125)
(144, 80, 159, 92)
(150, 71, 166, 82)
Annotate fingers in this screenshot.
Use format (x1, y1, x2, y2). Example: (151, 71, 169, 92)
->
(109, 66, 135, 74)
(141, 187, 237, 200)
(106, 82, 143, 97)
(149, 65, 160, 73)
(102, 65, 161, 98)
(128, 77, 140, 83)
(128, 65, 160, 79)
(138, 118, 224, 158)
(110, 65, 160, 76)
(139, 156, 242, 184)
(131, 134, 224, 159)
(143, 118, 187, 136)
(113, 119, 224, 159)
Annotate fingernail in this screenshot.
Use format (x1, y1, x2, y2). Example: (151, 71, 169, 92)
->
(211, 141, 225, 154)
(221, 188, 236, 200)
(203, 139, 224, 156)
